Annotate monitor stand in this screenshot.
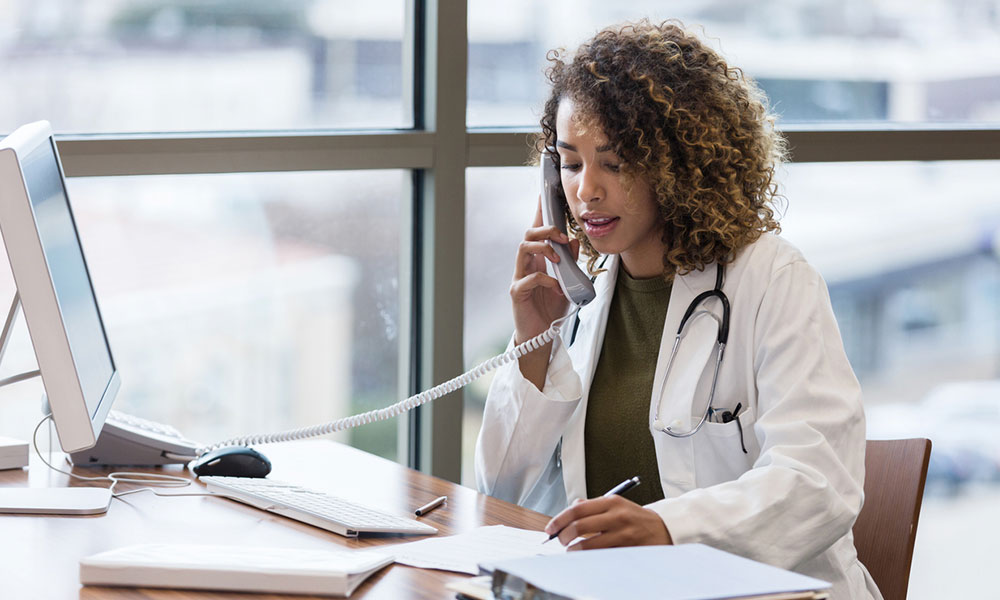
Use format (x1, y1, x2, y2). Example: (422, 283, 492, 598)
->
(0, 292, 111, 516)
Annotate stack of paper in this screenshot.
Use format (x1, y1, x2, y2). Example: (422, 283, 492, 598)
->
(80, 544, 393, 597)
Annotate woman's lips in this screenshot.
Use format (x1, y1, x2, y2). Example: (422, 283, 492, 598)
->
(583, 216, 619, 237)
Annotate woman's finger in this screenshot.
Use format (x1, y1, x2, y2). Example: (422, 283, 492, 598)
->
(513, 241, 560, 279)
(524, 225, 570, 243)
(555, 510, 619, 546)
(510, 271, 563, 302)
(544, 497, 615, 538)
(567, 529, 629, 551)
(517, 239, 560, 262)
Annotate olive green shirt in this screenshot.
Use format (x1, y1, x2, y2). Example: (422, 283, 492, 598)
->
(584, 267, 670, 505)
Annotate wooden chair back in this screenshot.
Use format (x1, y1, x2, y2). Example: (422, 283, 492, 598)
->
(853, 438, 932, 600)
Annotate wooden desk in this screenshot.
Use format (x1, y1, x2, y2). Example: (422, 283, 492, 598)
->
(0, 440, 550, 599)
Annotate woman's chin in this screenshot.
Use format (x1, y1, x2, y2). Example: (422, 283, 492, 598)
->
(586, 238, 621, 256)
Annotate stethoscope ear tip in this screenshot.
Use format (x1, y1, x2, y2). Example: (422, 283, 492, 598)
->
(652, 419, 664, 431)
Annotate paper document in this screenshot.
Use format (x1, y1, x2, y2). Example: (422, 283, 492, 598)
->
(387, 525, 564, 574)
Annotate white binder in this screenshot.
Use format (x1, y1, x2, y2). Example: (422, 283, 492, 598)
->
(80, 543, 394, 597)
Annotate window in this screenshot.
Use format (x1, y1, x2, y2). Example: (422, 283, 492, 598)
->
(0, 169, 405, 461)
(462, 167, 537, 483)
(0, 1, 409, 133)
(468, 0, 1000, 127)
(780, 162, 1000, 388)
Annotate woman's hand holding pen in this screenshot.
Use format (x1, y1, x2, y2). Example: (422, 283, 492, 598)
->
(544, 495, 672, 550)
(510, 196, 579, 388)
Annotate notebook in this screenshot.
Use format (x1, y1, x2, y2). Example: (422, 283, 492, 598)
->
(80, 543, 394, 597)
(486, 544, 831, 600)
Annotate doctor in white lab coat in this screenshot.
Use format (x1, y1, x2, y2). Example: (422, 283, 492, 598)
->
(477, 236, 882, 600)
(475, 21, 882, 600)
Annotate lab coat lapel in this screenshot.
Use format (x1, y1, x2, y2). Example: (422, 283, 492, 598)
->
(649, 263, 721, 496)
(561, 255, 618, 503)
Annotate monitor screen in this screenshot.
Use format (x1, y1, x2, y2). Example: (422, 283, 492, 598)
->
(0, 120, 119, 452)
(20, 139, 115, 421)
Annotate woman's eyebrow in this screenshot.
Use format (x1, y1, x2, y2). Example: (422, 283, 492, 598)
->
(556, 140, 615, 153)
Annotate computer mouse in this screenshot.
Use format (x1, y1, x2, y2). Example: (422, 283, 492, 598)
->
(190, 446, 272, 478)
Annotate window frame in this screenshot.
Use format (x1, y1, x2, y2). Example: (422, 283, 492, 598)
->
(31, 0, 1000, 482)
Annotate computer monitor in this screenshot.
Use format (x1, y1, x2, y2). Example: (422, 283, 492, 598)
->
(0, 121, 120, 513)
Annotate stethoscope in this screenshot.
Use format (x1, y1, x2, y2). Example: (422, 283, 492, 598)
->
(651, 263, 729, 438)
(569, 260, 733, 440)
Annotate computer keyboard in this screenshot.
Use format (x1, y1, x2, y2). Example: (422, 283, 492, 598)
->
(200, 476, 439, 538)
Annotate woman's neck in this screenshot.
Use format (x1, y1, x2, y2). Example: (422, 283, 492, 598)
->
(620, 242, 665, 279)
(619, 255, 663, 279)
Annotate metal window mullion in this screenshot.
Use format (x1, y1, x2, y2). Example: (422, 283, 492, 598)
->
(410, 0, 467, 481)
(55, 132, 436, 177)
(399, 0, 422, 475)
(782, 127, 1000, 162)
(53, 127, 1000, 178)
(466, 127, 1000, 166)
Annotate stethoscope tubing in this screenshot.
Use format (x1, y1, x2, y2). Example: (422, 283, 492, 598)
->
(653, 334, 726, 437)
(655, 263, 729, 437)
(566, 258, 730, 439)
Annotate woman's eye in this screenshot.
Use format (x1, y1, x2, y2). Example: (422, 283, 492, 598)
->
(560, 163, 581, 171)
(606, 163, 622, 172)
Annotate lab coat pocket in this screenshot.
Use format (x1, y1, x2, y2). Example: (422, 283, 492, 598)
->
(651, 432, 696, 497)
(694, 406, 756, 487)
(700, 405, 755, 437)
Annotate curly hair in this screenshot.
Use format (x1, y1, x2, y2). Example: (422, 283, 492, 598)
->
(538, 19, 786, 279)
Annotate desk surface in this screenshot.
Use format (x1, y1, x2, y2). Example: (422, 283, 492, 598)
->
(0, 440, 550, 599)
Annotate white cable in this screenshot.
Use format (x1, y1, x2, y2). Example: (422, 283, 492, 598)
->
(31, 414, 191, 498)
(113, 488, 220, 499)
(199, 309, 579, 454)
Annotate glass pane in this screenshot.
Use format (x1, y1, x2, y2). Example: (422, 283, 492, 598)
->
(0, 170, 404, 462)
(468, 1, 1000, 127)
(782, 161, 1000, 600)
(0, 1, 408, 133)
(463, 167, 537, 485)
(464, 162, 1000, 599)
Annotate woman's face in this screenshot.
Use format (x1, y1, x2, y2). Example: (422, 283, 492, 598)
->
(555, 97, 665, 278)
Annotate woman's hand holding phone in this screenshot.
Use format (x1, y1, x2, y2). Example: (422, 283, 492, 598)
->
(510, 196, 580, 389)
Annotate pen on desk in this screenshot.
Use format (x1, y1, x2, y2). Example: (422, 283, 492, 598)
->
(543, 476, 641, 543)
(415, 495, 447, 517)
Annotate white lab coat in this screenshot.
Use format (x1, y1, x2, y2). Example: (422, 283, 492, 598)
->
(475, 234, 882, 600)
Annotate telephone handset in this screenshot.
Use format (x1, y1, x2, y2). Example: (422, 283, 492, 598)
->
(540, 152, 597, 307)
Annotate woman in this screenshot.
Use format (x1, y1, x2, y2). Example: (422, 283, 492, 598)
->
(475, 20, 881, 600)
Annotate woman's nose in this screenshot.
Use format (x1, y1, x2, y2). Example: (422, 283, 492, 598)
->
(576, 166, 604, 203)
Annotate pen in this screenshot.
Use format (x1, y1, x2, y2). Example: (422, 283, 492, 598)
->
(415, 495, 447, 517)
(544, 476, 641, 543)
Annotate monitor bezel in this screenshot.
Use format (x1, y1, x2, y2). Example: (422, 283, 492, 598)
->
(0, 121, 119, 453)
